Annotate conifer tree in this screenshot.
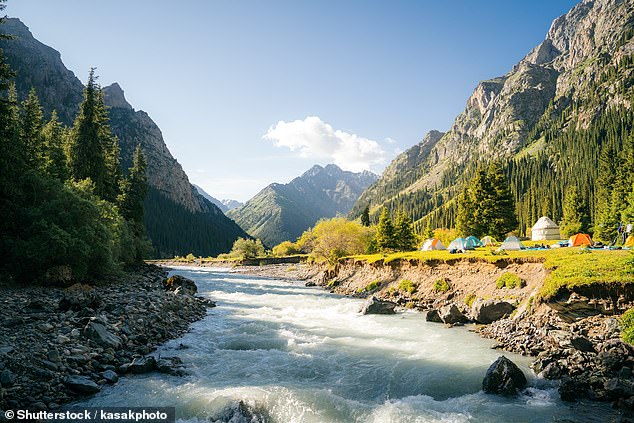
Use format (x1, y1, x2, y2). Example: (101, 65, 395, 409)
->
(487, 161, 518, 239)
(394, 210, 416, 251)
(119, 144, 148, 224)
(560, 186, 590, 237)
(361, 205, 371, 227)
(21, 88, 45, 170)
(67, 69, 107, 196)
(97, 88, 122, 202)
(594, 143, 619, 241)
(42, 110, 68, 181)
(375, 207, 395, 251)
(423, 222, 434, 239)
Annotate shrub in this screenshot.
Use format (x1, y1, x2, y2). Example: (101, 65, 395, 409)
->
(496, 272, 525, 289)
(360, 280, 381, 293)
(464, 293, 476, 307)
(398, 279, 416, 295)
(272, 241, 300, 257)
(433, 278, 451, 293)
(622, 308, 634, 344)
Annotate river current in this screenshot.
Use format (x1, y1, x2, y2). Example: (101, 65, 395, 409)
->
(73, 267, 614, 422)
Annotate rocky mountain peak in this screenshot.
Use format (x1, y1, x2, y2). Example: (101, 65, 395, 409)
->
(103, 83, 133, 110)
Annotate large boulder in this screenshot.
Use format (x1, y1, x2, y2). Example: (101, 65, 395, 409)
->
(425, 309, 443, 323)
(359, 296, 396, 315)
(438, 304, 468, 324)
(65, 376, 101, 394)
(82, 321, 121, 349)
(482, 356, 527, 395)
(163, 275, 197, 295)
(472, 299, 515, 324)
(127, 356, 157, 374)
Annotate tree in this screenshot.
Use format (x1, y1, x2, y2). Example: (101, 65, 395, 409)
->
(423, 222, 434, 239)
(375, 207, 395, 251)
(98, 88, 122, 202)
(560, 186, 590, 237)
(361, 205, 371, 227)
(118, 144, 148, 223)
(308, 218, 374, 263)
(20, 87, 45, 170)
(67, 69, 107, 197)
(229, 237, 265, 259)
(42, 110, 68, 181)
(394, 210, 416, 251)
(272, 241, 299, 257)
(487, 161, 518, 239)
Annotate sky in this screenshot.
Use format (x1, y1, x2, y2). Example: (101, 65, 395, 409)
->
(6, 0, 579, 202)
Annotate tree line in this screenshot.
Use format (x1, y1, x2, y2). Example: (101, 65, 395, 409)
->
(0, 11, 149, 284)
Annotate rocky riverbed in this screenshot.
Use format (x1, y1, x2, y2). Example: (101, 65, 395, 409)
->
(0, 265, 213, 411)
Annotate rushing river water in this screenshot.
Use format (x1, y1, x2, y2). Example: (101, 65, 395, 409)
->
(73, 267, 615, 422)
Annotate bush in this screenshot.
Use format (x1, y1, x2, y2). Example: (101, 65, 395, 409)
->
(358, 280, 381, 293)
(464, 293, 476, 307)
(622, 308, 634, 344)
(398, 279, 416, 294)
(272, 241, 300, 257)
(303, 218, 375, 264)
(496, 272, 525, 289)
(229, 237, 265, 259)
(433, 278, 451, 293)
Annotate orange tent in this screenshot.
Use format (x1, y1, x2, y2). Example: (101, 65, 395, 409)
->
(625, 235, 634, 247)
(569, 233, 592, 247)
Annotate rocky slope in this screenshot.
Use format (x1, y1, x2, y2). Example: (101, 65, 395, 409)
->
(0, 18, 247, 257)
(193, 184, 243, 213)
(228, 164, 377, 247)
(352, 0, 634, 226)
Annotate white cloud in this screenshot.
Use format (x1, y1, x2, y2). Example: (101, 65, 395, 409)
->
(385, 137, 397, 145)
(263, 116, 386, 172)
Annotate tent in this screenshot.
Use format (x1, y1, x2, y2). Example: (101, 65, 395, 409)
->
(481, 236, 498, 246)
(499, 236, 526, 251)
(421, 238, 445, 251)
(626, 235, 634, 247)
(569, 233, 592, 247)
(465, 236, 483, 248)
(531, 216, 561, 241)
(447, 237, 476, 252)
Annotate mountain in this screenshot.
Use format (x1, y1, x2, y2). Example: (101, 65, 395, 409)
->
(228, 164, 377, 246)
(221, 199, 243, 212)
(0, 18, 247, 257)
(351, 0, 634, 235)
(193, 185, 243, 213)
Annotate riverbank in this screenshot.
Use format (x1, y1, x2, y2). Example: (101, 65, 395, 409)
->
(165, 257, 634, 415)
(0, 264, 212, 411)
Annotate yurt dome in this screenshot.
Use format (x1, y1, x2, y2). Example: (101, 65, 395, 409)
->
(531, 216, 561, 241)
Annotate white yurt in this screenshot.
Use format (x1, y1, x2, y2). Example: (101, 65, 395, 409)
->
(531, 216, 561, 241)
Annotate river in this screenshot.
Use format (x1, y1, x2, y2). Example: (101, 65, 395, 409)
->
(72, 267, 614, 422)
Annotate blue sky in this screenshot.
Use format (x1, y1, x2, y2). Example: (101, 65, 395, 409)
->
(7, 0, 579, 201)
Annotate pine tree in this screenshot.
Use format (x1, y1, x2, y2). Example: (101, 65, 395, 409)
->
(594, 143, 619, 242)
(423, 222, 434, 239)
(20, 88, 45, 170)
(119, 144, 148, 224)
(42, 110, 68, 181)
(67, 69, 107, 196)
(97, 88, 122, 202)
(394, 211, 416, 251)
(375, 207, 395, 251)
(560, 186, 590, 237)
(361, 205, 371, 227)
(487, 161, 518, 239)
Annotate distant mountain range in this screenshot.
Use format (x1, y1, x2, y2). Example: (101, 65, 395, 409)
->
(193, 185, 243, 213)
(228, 164, 377, 247)
(0, 18, 248, 257)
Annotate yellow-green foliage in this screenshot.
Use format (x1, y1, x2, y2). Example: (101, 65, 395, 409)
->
(464, 293, 476, 307)
(398, 279, 416, 294)
(301, 218, 375, 264)
(496, 272, 525, 289)
(357, 280, 381, 293)
(433, 278, 451, 293)
(272, 241, 300, 257)
(621, 308, 634, 344)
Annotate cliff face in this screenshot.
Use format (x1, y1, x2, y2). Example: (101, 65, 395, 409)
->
(351, 0, 634, 224)
(0, 18, 246, 256)
(228, 164, 377, 247)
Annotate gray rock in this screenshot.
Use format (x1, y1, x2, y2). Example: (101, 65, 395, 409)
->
(83, 322, 121, 349)
(570, 336, 595, 353)
(482, 356, 527, 395)
(37, 323, 54, 332)
(127, 356, 157, 374)
(163, 275, 197, 295)
(65, 376, 100, 394)
(472, 299, 515, 324)
(0, 369, 15, 387)
(438, 304, 468, 325)
(359, 296, 396, 315)
(47, 350, 61, 363)
(100, 370, 119, 384)
(425, 309, 443, 323)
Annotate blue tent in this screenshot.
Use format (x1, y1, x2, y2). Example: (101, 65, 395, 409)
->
(465, 236, 483, 248)
(447, 237, 477, 251)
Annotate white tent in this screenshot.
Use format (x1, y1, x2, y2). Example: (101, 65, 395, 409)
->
(499, 236, 526, 251)
(531, 216, 561, 241)
(421, 238, 445, 251)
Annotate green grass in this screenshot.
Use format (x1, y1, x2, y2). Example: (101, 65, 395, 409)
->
(621, 308, 634, 344)
(346, 247, 634, 302)
(496, 272, 525, 289)
(357, 280, 382, 293)
(464, 293, 476, 307)
(433, 278, 451, 293)
(398, 279, 417, 295)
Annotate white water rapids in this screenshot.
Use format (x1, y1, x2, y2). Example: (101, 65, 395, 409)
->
(72, 267, 614, 422)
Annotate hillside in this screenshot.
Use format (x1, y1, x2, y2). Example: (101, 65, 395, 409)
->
(228, 164, 377, 246)
(193, 184, 243, 213)
(0, 18, 247, 257)
(351, 0, 634, 235)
